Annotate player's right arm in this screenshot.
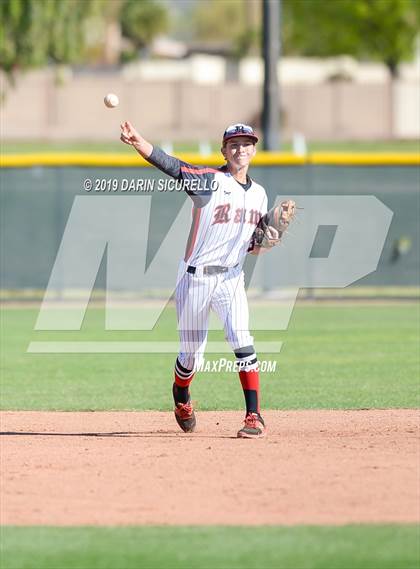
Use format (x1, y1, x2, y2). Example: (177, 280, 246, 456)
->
(120, 120, 183, 178)
(120, 120, 215, 206)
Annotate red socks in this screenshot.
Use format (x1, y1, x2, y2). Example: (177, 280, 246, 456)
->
(173, 359, 195, 405)
(239, 369, 260, 415)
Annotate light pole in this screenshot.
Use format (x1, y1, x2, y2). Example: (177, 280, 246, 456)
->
(262, 0, 281, 150)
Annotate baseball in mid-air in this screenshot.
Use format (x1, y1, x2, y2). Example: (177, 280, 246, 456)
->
(104, 93, 119, 108)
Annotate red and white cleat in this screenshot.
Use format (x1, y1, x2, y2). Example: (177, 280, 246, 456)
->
(237, 413, 266, 439)
(174, 401, 196, 433)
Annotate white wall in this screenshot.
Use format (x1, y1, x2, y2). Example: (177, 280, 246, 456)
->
(1, 66, 418, 141)
(393, 81, 420, 139)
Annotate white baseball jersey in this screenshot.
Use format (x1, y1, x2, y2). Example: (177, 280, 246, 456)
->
(148, 147, 268, 268)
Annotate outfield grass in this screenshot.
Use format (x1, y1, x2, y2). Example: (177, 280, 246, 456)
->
(1, 303, 418, 411)
(2, 139, 419, 154)
(1, 525, 419, 569)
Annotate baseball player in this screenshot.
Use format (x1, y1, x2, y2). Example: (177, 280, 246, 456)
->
(120, 121, 274, 438)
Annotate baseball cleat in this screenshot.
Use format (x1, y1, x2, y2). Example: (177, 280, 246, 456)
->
(237, 413, 266, 439)
(174, 401, 196, 433)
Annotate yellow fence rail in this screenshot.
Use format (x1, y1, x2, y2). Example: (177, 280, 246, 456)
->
(1, 152, 419, 168)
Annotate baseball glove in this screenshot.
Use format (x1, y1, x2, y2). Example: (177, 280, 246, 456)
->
(253, 200, 296, 249)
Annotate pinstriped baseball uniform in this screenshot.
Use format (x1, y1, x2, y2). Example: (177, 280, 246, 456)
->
(148, 147, 267, 372)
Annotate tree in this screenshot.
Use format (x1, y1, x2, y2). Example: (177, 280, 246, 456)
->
(1, 0, 50, 76)
(283, 0, 420, 77)
(0, 0, 169, 81)
(0, 0, 103, 78)
(191, 0, 260, 58)
(120, 0, 168, 51)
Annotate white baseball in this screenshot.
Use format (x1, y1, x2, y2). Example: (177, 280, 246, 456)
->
(104, 93, 119, 108)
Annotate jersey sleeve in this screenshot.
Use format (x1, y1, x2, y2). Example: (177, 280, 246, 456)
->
(147, 146, 182, 178)
(147, 146, 217, 207)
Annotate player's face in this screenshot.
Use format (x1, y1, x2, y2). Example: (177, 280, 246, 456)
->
(222, 136, 256, 168)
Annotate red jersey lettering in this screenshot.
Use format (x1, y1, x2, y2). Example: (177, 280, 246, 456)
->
(248, 209, 262, 225)
(234, 208, 246, 223)
(212, 204, 231, 224)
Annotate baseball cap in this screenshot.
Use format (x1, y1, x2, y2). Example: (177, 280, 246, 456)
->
(222, 123, 258, 144)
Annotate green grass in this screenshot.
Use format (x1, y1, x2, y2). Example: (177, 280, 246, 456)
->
(1, 139, 419, 154)
(1, 306, 419, 569)
(1, 303, 418, 410)
(1, 525, 419, 569)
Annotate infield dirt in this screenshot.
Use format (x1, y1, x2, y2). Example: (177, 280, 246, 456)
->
(1, 410, 419, 526)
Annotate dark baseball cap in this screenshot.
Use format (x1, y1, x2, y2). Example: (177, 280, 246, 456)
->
(222, 123, 259, 144)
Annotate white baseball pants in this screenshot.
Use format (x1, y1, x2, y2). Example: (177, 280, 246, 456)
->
(175, 261, 254, 371)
